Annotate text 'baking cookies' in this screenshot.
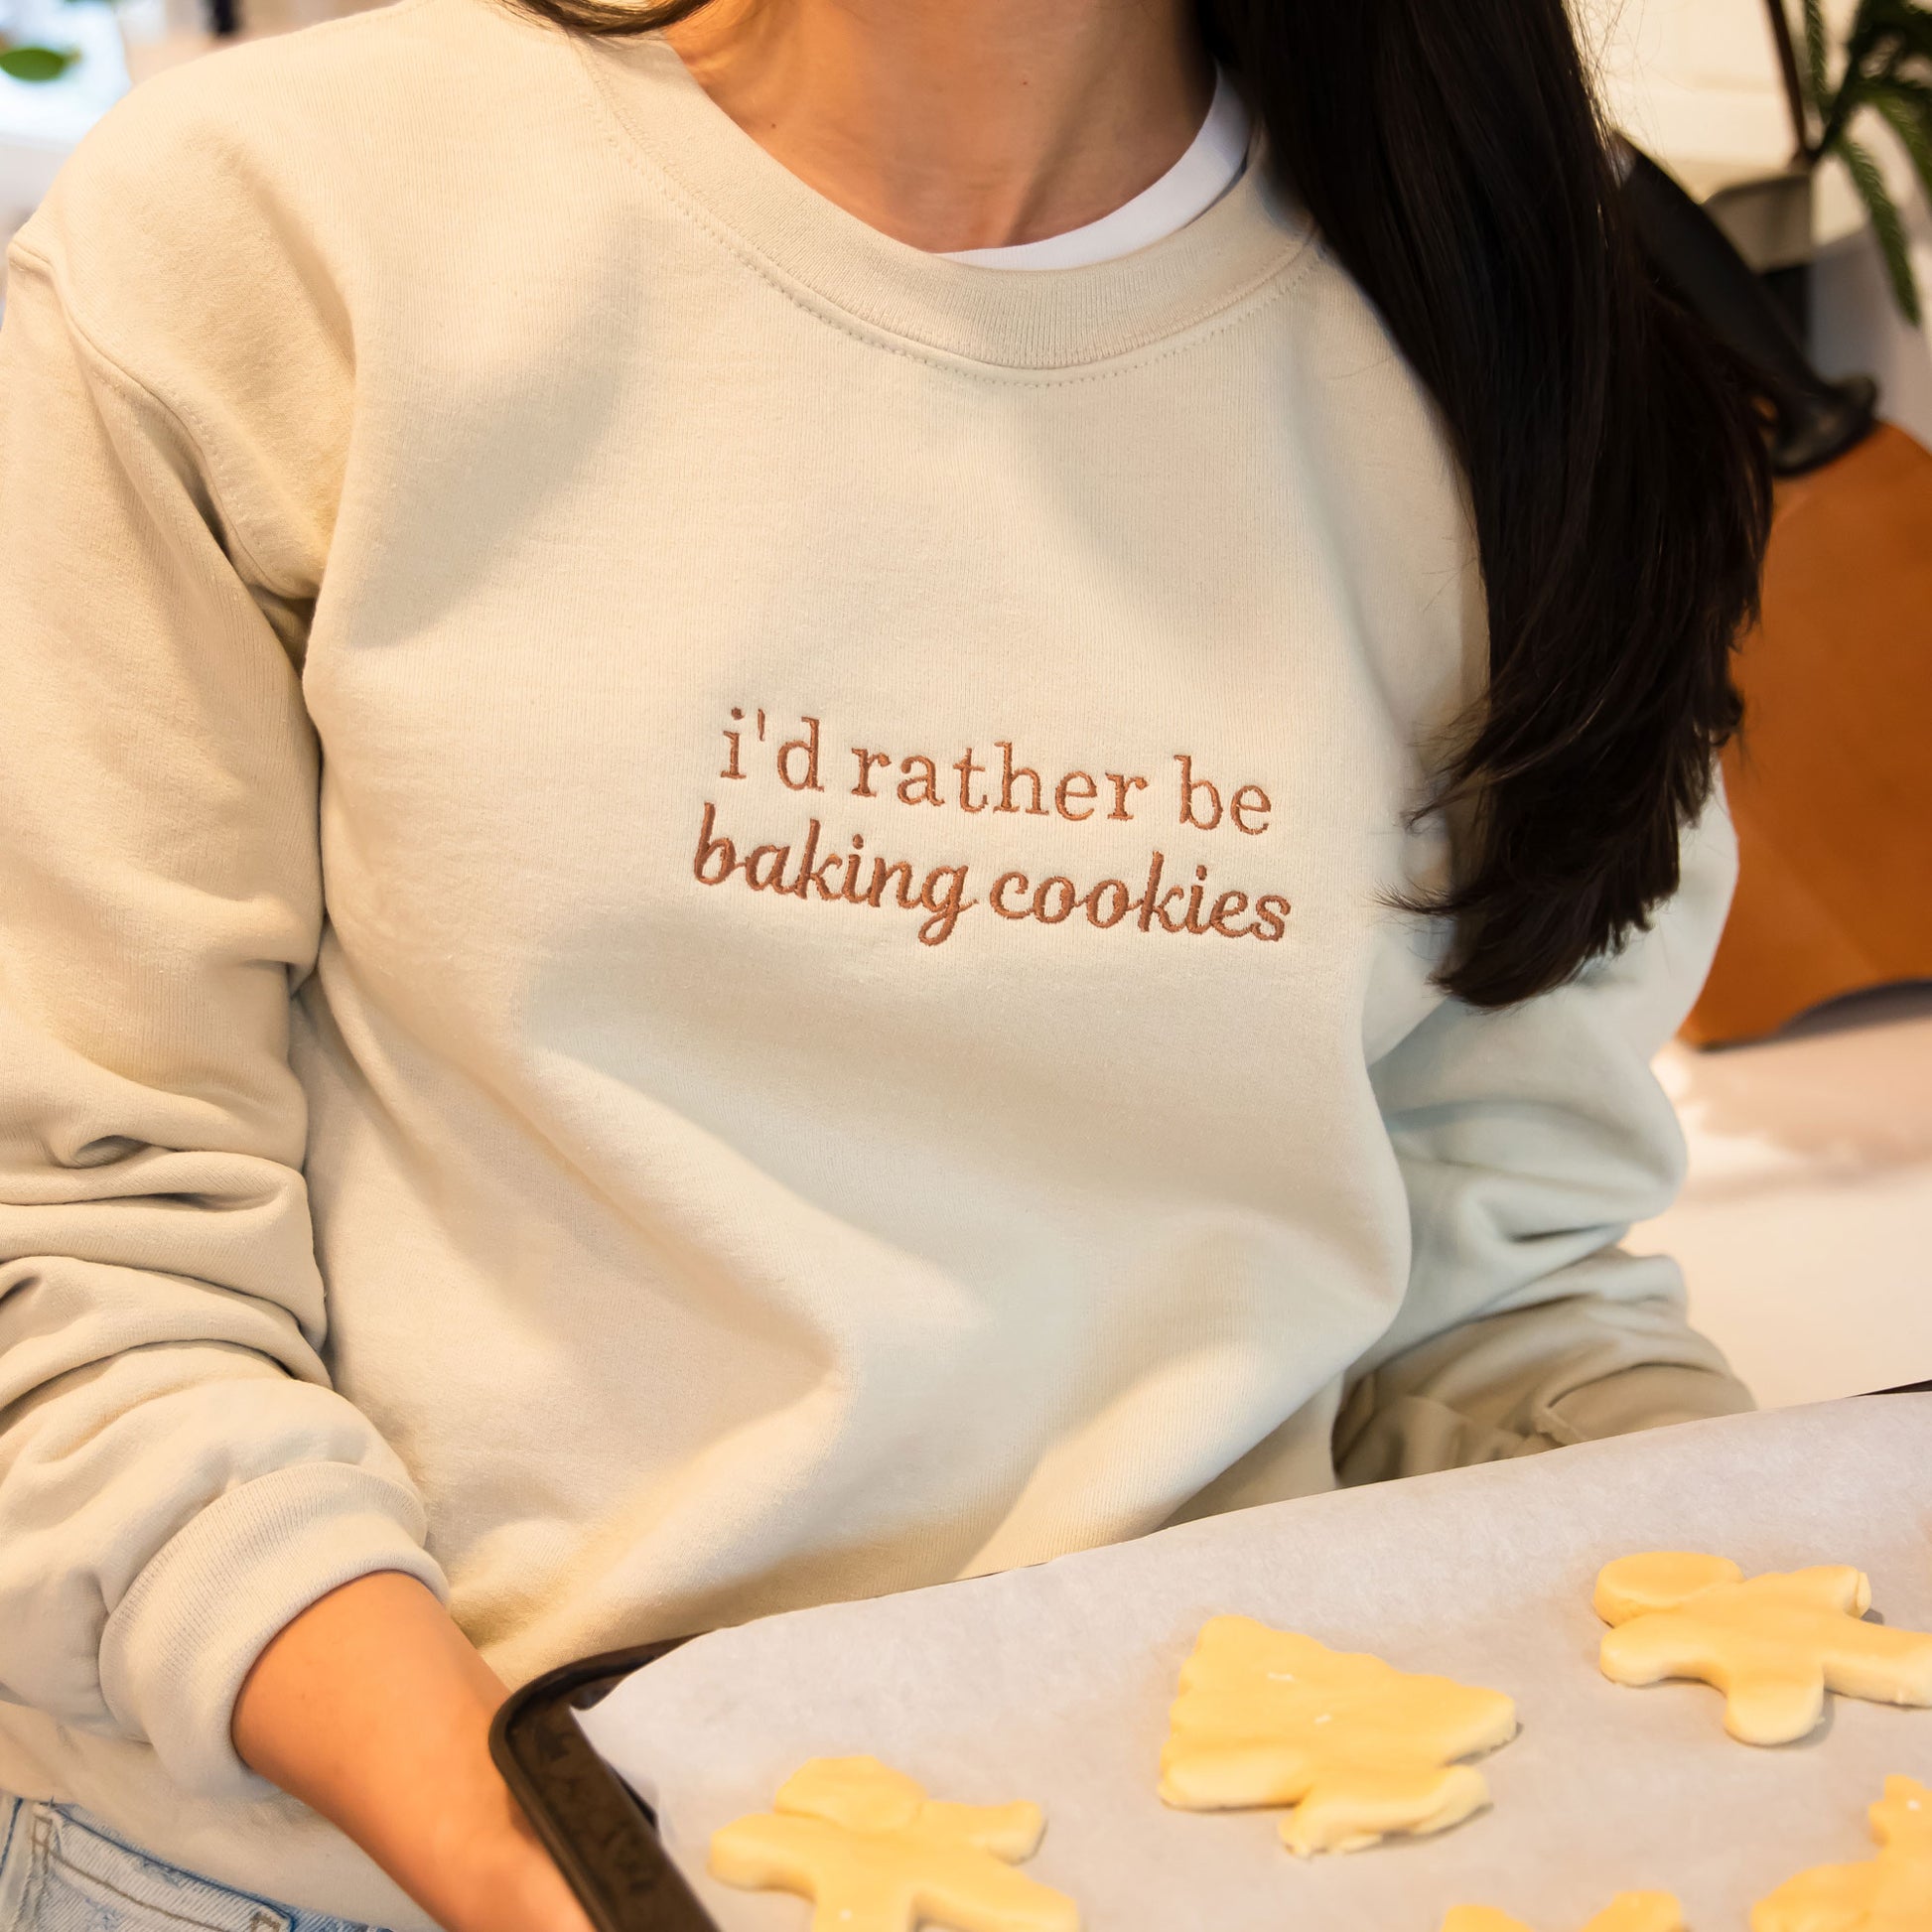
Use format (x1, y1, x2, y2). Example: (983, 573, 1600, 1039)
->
(1593, 1553, 1932, 1744)
(709, 1755, 1079, 1932)
(1158, 1613, 1517, 1855)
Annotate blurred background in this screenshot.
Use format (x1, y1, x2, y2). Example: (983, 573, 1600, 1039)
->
(0, 0, 377, 263)
(1, 0, 1927, 1409)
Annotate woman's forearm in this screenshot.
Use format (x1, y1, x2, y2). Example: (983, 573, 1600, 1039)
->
(232, 1572, 594, 1932)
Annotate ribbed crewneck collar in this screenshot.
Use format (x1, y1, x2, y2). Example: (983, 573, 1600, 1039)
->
(566, 31, 1312, 372)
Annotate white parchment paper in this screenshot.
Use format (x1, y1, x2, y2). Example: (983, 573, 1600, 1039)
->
(578, 1399, 1932, 1929)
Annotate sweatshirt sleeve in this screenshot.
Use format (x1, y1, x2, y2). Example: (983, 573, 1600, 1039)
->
(1334, 791, 1753, 1486)
(0, 221, 445, 1791)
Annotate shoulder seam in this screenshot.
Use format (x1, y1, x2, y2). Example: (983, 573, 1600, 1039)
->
(8, 242, 285, 593)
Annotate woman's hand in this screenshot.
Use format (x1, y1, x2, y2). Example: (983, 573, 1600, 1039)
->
(232, 1571, 596, 1932)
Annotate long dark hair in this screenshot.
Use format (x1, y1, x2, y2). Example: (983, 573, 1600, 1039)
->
(512, 0, 1773, 1008)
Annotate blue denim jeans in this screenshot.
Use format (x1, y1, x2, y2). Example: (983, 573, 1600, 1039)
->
(0, 1797, 390, 1932)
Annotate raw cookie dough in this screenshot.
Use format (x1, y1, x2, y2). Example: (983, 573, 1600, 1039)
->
(1593, 1553, 1932, 1744)
(1443, 1896, 1683, 1932)
(1159, 1613, 1518, 1856)
(709, 1755, 1079, 1932)
(1751, 1776, 1932, 1932)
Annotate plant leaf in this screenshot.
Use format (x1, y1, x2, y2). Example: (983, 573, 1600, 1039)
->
(1804, 0, 1832, 107)
(1840, 132, 1923, 324)
(1867, 78, 1932, 207)
(1848, 0, 1888, 65)
(1868, 69, 1932, 113)
(0, 42, 76, 78)
(1839, 0, 1932, 99)
(1866, 5, 1932, 66)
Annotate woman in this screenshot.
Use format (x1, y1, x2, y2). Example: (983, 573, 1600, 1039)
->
(0, 0, 1768, 1923)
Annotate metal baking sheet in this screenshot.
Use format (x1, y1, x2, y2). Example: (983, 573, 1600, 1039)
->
(579, 1399, 1932, 1929)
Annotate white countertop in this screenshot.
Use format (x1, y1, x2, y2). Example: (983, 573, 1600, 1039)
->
(1634, 984, 1932, 1408)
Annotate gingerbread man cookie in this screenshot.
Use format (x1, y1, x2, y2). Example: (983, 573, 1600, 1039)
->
(1443, 1896, 1683, 1932)
(1751, 1775, 1932, 1931)
(709, 1755, 1079, 1932)
(1159, 1614, 1517, 1855)
(1593, 1554, 1932, 1744)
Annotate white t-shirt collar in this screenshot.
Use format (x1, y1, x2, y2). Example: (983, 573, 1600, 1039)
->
(940, 67, 1251, 271)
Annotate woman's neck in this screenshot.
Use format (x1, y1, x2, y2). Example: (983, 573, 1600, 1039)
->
(661, 0, 1213, 253)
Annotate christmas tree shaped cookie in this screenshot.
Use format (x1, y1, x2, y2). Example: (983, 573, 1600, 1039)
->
(1593, 1554, 1932, 1744)
(1443, 1896, 1683, 1932)
(1159, 1614, 1517, 1855)
(1751, 1776, 1932, 1931)
(709, 1755, 1079, 1932)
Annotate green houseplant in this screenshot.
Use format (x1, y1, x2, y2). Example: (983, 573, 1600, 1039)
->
(0, 44, 78, 76)
(1797, 0, 1932, 321)
(0, 0, 83, 80)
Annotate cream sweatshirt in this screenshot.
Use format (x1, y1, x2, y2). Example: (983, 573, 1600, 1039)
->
(0, 2, 1750, 1920)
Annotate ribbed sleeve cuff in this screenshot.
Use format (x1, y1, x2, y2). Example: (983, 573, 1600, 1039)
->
(98, 1461, 449, 1798)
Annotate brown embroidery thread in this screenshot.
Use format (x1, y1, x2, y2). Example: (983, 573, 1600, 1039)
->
(864, 858, 918, 910)
(1184, 865, 1212, 935)
(991, 871, 1032, 919)
(994, 743, 1052, 818)
(953, 750, 989, 813)
(777, 718, 823, 792)
(1175, 755, 1222, 831)
(694, 693, 1295, 954)
(917, 866, 975, 945)
(850, 749, 893, 797)
(1032, 877, 1078, 925)
(1055, 771, 1098, 822)
(720, 707, 748, 780)
(838, 836, 868, 905)
(1105, 772, 1149, 821)
(897, 756, 943, 808)
(1210, 890, 1252, 937)
(1253, 895, 1291, 940)
(1231, 783, 1272, 835)
(745, 845, 789, 891)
